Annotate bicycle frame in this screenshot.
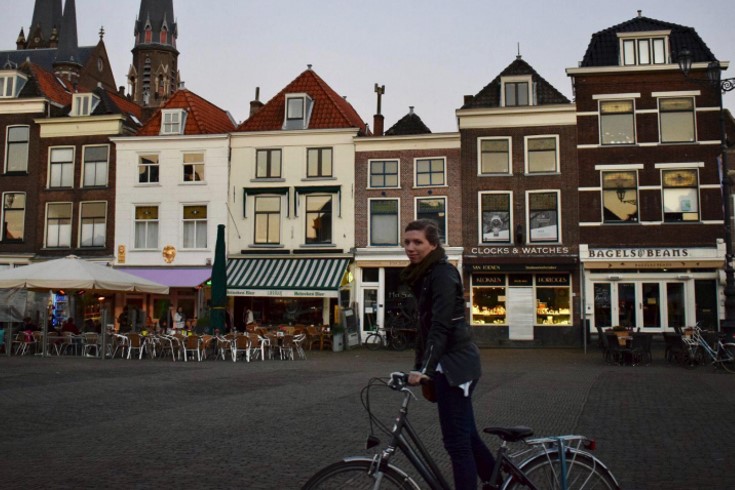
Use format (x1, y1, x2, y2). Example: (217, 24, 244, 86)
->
(687, 326, 734, 367)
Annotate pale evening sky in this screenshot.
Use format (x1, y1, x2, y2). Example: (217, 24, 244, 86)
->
(2, 0, 734, 132)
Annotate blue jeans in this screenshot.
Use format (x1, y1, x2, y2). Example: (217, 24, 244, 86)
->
(435, 372, 495, 489)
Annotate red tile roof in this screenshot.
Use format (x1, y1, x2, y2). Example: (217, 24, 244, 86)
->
(27, 63, 73, 106)
(136, 89, 237, 136)
(237, 69, 368, 134)
(104, 89, 144, 122)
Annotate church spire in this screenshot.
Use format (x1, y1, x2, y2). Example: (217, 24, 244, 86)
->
(130, 0, 180, 111)
(26, 0, 63, 49)
(53, 0, 82, 83)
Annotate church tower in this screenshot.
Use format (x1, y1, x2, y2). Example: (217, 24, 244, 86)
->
(52, 0, 82, 85)
(129, 0, 180, 109)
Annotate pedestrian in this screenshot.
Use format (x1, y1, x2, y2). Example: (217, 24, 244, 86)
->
(173, 306, 185, 331)
(400, 219, 495, 490)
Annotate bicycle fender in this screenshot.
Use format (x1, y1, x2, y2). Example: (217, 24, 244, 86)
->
(513, 449, 621, 489)
(340, 457, 422, 489)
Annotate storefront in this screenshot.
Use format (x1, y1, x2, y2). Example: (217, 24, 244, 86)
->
(226, 256, 351, 329)
(580, 244, 724, 332)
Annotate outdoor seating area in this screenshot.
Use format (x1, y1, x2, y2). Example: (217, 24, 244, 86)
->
(2, 324, 324, 363)
(597, 326, 655, 366)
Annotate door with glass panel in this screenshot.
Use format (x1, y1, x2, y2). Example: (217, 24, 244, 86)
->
(593, 280, 687, 330)
(362, 288, 378, 333)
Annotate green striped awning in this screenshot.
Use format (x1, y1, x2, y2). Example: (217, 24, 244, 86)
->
(226, 257, 350, 298)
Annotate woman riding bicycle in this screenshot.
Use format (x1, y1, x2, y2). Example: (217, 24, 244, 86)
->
(401, 219, 496, 489)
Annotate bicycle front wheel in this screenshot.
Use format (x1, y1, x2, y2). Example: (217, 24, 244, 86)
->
(302, 460, 418, 489)
(390, 331, 408, 351)
(364, 333, 383, 351)
(719, 343, 735, 373)
(504, 451, 620, 490)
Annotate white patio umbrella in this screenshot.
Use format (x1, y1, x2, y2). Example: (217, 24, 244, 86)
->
(0, 255, 169, 294)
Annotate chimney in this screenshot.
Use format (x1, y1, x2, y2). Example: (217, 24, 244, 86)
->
(249, 86, 264, 117)
(374, 83, 385, 136)
(118, 86, 126, 97)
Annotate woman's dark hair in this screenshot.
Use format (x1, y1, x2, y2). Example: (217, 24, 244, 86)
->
(404, 219, 441, 246)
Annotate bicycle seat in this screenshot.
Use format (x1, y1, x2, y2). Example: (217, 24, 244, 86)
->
(483, 426, 534, 442)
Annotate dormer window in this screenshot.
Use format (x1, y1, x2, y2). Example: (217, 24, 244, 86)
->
(501, 76, 533, 107)
(619, 32, 669, 66)
(283, 93, 313, 130)
(70, 93, 100, 116)
(0, 71, 28, 98)
(161, 109, 186, 135)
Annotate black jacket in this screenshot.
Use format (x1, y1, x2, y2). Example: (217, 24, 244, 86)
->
(411, 257, 482, 387)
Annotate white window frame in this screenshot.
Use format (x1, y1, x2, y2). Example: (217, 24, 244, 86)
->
(4, 125, 30, 173)
(619, 33, 669, 66)
(70, 93, 100, 116)
(501, 75, 533, 107)
(182, 152, 205, 183)
(82, 144, 109, 187)
(658, 96, 696, 143)
(524, 135, 560, 174)
(478, 137, 512, 176)
(414, 157, 446, 187)
(1, 191, 25, 242)
(134, 205, 159, 250)
(137, 154, 159, 184)
(79, 201, 107, 248)
(367, 159, 400, 189)
(182, 204, 208, 249)
(48, 146, 75, 188)
(0, 71, 28, 98)
(45, 202, 73, 248)
(415, 196, 448, 244)
(479, 191, 513, 244)
(283, 93, 313, 129)
(526, 190, 561, 244)
(368, 198, 400, 247)
(160, 109, 186, 135)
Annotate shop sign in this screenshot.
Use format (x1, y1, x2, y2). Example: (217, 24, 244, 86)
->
(473, 274, 505, 285)
(228, 289, 335, 298)
(586, 248, 692, 259)
(470, 246, 571, 256)
(536, 274, 570, 286)
(509, 275, 532, 286)
(469, 263, 567, 272)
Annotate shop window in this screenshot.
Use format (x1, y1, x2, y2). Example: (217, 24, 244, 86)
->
(471, 274, 506, 325)
(528, 191, 559, 243)
(659, 97, 695, 143)
(416, 197, 446, 243)
(535, 275, 571, 325)
(600, 100, 635, 145)
(662, 169, 699, 222)
(602, 171, 638, 223)
(480, 192, 511, 243)
(369, 199, 399, 246)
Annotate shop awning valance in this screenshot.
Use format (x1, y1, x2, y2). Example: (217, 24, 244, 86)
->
(227, 257, 350, 298)
(117, 267, 211, 288)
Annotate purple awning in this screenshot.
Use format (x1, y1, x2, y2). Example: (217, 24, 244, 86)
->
(116, 267, 211, 288)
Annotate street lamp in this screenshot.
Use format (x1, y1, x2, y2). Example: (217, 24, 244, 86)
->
(677, 49, 735, 331)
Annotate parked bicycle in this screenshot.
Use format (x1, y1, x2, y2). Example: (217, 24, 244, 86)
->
(364, 327, 408, 351)
(681, 324, 735, 373)
(302, 372, 620, 489)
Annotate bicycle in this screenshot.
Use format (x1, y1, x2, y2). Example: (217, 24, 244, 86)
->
(681, 324, 735, 373)
(302, 372, 620, 489)
(364, 327, 408, 351)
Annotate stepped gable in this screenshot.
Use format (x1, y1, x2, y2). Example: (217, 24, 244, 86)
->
(580, 15, 716, 67)
(385, 109, 432, 136)
(236, 68, 368, 135)
(461, 57, 570, 109)
(136, 88, 236, 136)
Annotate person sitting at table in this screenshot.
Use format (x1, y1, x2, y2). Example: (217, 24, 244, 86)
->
(21, 317, 38, 332)
(61, 318, 80, 335)
(184, 319, 195, 336)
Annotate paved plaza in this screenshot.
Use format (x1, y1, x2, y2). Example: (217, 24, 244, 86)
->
(1, 345, 734, 489)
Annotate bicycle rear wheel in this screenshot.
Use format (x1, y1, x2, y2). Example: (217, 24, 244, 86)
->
(389, 331, 408, 351)
(718, 343, 735, 373)
(364, 333, 383, 351)
(504, 451, 619, 490)
(302, 460, 418, 489)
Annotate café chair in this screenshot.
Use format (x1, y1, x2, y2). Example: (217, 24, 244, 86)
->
(247, 333, 266, 361)
(125, 333, 145, 359)
(81, 333, 100, 357)
(232, 335, 250, 362)
(631, 332, 653, 366)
